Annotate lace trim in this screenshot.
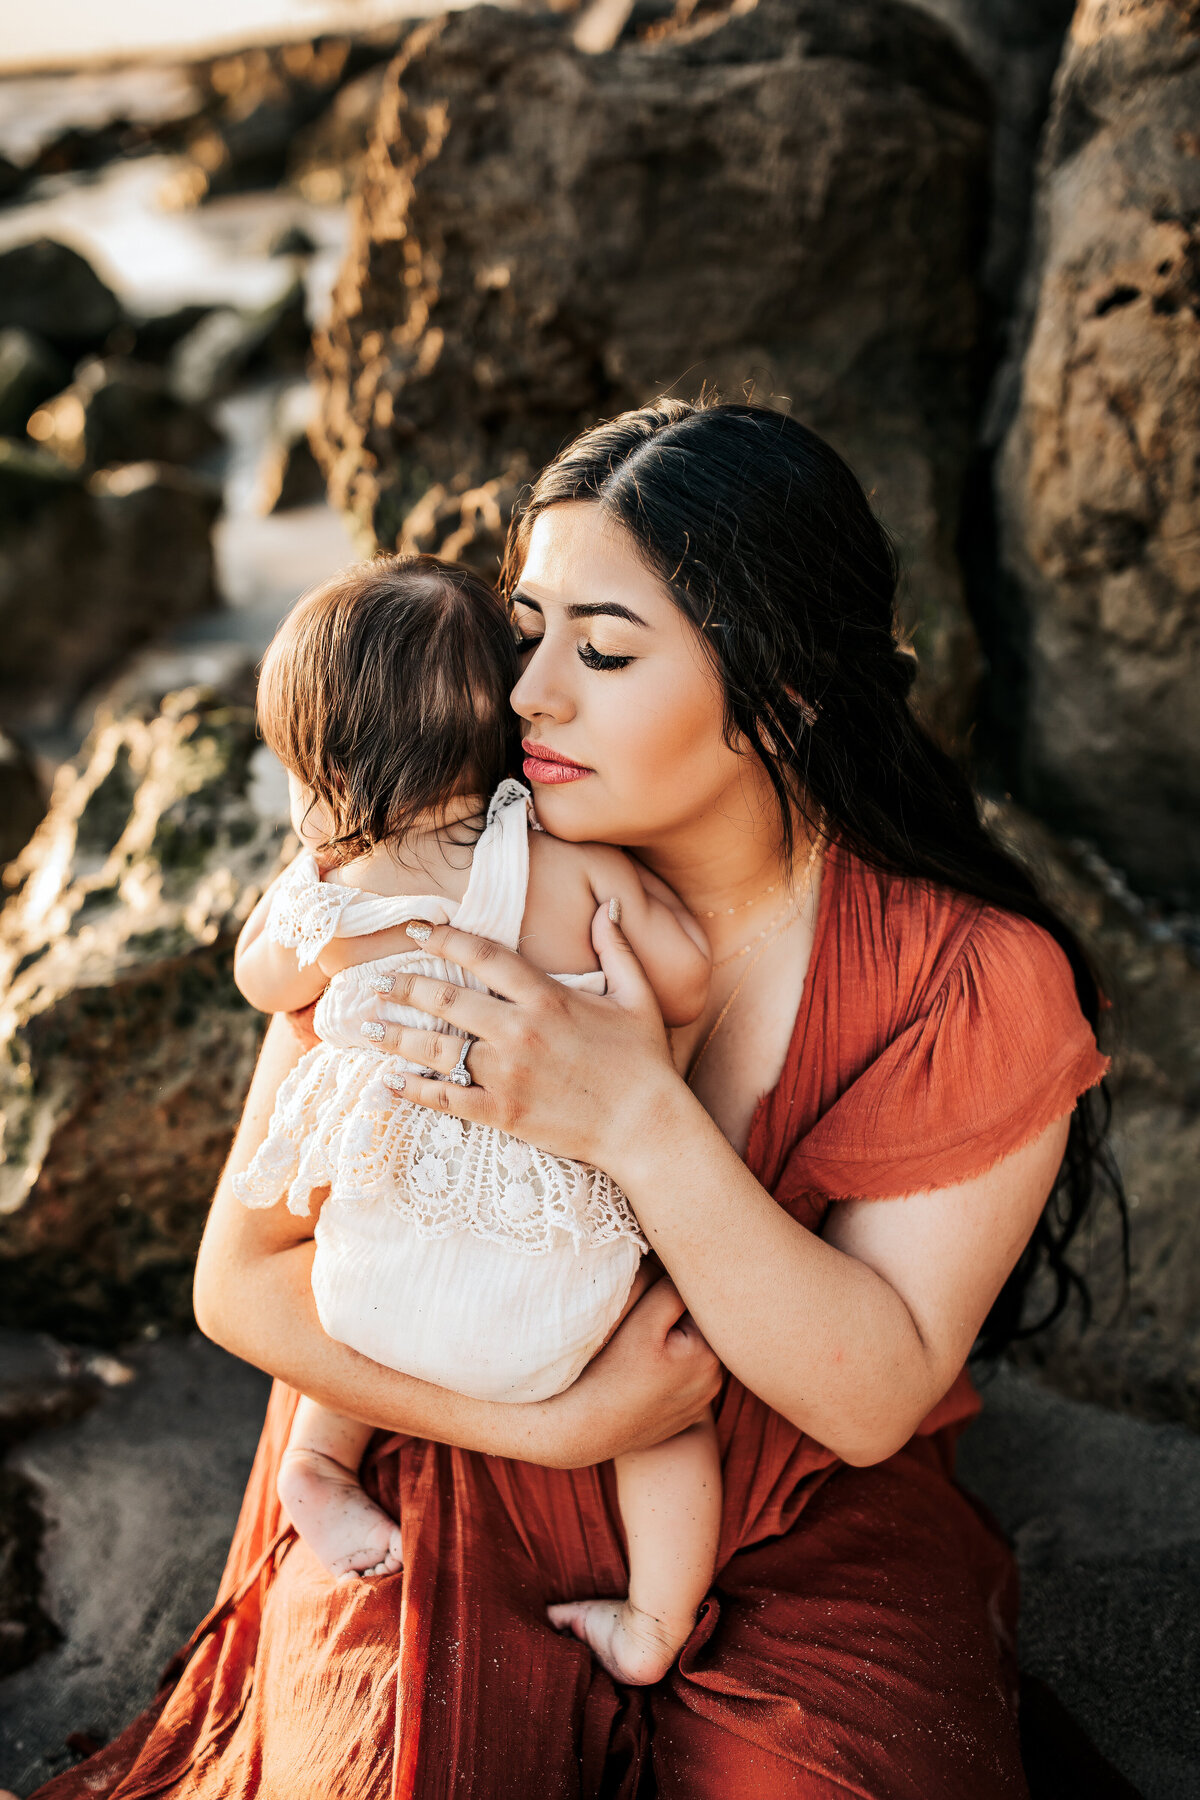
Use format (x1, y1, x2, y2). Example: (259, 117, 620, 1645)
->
(263, 856, 351, 968)
(232, 1046, 646, 1256)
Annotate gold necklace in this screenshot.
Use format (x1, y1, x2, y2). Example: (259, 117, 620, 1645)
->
(696, 880, 780, 919)
(687, 838, 822, 1086)
(711, 897, 797, 969)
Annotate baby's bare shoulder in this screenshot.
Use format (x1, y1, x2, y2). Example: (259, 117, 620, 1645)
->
(519, 831, 602, 974)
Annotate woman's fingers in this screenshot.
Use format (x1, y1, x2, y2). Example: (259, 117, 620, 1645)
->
(590, 902, 661, 1012)
(369, 969, 504, 1042)
(382, 1066, 496, 1128)
(405, 923, 550, 1004)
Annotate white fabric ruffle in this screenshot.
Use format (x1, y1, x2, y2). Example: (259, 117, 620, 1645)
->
(232, 1040, 643, 1256)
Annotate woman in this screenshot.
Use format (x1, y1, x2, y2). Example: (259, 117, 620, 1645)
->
(30, 400, 1114, 1799)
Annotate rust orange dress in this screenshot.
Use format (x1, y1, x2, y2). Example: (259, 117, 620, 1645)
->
(35, 847, 1109, 1800)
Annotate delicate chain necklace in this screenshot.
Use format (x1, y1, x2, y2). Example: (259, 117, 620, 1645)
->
(696, 880, 780, 919)
(712, 896, 798, 970)
(686, 837, 822, 1088)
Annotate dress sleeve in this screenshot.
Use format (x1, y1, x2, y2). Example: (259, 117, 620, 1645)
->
(779, 908, 1110, 1203)
(263, 853, 351, 968)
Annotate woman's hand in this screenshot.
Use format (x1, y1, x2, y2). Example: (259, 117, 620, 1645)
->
(361, 906, 684, 1174)
(535, 1278, 722, 1468)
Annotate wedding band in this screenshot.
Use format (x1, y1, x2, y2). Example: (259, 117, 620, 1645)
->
(447, 1035, 475, 1087)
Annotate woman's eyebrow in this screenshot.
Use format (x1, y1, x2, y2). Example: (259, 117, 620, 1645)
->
(511, 592, 650, 629)
(568, 601, 649, 627)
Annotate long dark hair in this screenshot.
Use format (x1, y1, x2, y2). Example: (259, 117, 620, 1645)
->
(501, 397, 1124, 1357)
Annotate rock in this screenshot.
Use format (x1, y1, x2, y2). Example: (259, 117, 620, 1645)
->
(995, 0, 1200, 905)
(107, 305, 215, 369)
(0, 732, 45, 868)
(312, 0, 991, 735)
(268, 221, 318, 258)
(253, 382, 325, 514)
(287, 64, 390, 205)
(0, 240, 122, 355)
(0, 153, 28, 204)
(257, 433, 326, 514)
(0, 457, 221, 732)
(0, 684, 293, 1341)
(988, 801, 1200, 1432)
(168, 279, 310, 406)
(25, 358, 222, 474)
(0, 437, 77, 527)
(161, 35, 405, 210)
(0, 330, 66, 439)
(0, 1336, 270, 1787)
(24, 358, 223, 474)
(0, 455, 220, 734)
(906, 0, 1075, 322)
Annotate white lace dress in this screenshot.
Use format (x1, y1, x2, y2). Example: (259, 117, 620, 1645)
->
(233, 780, 646, 1403)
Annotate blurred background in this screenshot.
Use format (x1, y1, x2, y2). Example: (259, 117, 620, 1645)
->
(0, 0, 1196, 1794)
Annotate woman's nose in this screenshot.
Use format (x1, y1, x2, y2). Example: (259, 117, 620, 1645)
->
(511, 646, 574, 727)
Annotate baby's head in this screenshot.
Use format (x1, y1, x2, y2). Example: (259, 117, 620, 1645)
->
(258, 553, 519, 864)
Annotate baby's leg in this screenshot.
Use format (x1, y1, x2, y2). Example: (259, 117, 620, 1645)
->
(278, 1397, 404, 1581)
(547, 1407, 720, 1684)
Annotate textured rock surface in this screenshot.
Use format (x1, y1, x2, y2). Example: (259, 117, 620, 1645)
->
(0, 683, 292, 1341)
(312, 0, 991, 733)
(26, 358, 222, 475)
(0, 241, 122, 356)
(995, 0, 1200, 904)
(0, 453, 221, 735)
(0, 735, 45, 870)
(990, 802, 1200, 1432)
(906, 0, 1075, 318)
(0, 1337, 270, 1795)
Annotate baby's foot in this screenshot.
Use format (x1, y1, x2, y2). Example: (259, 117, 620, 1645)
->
(277, 1447, 403, 1581)
(546, 1596, 694, 1685)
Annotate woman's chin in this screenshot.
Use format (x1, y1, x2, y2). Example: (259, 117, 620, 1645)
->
(529, 781, 603, 842)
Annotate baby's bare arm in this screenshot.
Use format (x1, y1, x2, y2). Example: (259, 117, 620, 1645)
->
(234, 882, 327, 1015)
(583, 846, 711, 1027)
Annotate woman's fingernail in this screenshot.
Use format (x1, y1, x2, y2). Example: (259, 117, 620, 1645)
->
(608, 897, 622, 925)
(406, 922, 432, 943)
(386, 1076, 406, 1094)
(368, 973, 395, 994)
(361, 1021, 386, 1042)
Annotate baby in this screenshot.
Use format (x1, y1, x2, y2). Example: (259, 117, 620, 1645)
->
(232, 553, 720, 1685)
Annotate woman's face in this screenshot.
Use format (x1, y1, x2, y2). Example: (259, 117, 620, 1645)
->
(509, 502, 758, 851)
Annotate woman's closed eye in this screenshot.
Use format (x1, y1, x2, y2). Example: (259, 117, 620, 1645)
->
(514, 629, 634, 673)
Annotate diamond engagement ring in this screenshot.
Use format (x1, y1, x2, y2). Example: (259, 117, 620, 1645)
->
(447, 1035, 475, 1087)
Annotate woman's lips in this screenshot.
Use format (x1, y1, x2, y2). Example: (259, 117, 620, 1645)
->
(521, 739, 592, 785)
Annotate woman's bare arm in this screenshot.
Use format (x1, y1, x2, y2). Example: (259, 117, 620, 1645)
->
(354, 913, 1073, 1466)
(193, 1016, 720, 1467)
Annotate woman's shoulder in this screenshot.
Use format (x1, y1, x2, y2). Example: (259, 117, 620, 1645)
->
(781, 847, 1109, 1201)
(828, 845, 1077, 1028)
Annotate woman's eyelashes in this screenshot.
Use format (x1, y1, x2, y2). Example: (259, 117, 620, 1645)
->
(513, 630, 633, 672)
(578, 642, 634, 671)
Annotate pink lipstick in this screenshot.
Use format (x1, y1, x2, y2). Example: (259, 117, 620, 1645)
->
(522, 739, 592, 785)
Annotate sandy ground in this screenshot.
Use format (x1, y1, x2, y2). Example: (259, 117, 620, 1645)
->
(0, 1344, 1196, 1798)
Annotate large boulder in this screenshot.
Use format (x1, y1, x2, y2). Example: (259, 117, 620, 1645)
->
(905, 0, 1075, 319)
(0, 241, 123, 357)
(992, 803, 1200, 1431)
(0, 446, 220, 734)
(0, 682, 292, 1343)
(312, 0, 991, 735)
(25, 358, 223, 474)
(995, 0, 1200, 905)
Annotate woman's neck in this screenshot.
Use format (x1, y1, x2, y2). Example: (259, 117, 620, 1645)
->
(636, 776, 820, 947)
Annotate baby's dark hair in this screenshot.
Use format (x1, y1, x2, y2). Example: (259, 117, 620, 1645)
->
(258, 553, 520, 863)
